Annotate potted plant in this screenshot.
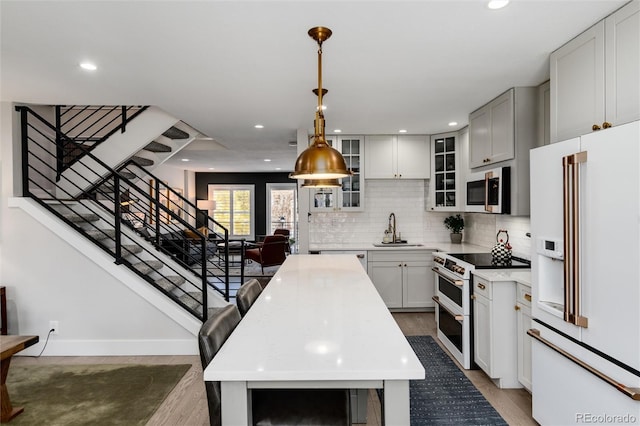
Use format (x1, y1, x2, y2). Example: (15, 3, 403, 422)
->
(444, 214, 464, 243)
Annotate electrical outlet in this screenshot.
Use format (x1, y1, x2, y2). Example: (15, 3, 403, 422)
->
(49, 320, 59, 335)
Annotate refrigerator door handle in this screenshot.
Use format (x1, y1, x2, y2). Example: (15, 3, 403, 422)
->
(562, 151, 589, 328)
(528, 329, 640, 401)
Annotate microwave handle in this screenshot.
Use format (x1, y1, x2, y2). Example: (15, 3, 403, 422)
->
(484, 171, 493, 213)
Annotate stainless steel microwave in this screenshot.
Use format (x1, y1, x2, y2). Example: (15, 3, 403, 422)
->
(466, 166, 510, 214)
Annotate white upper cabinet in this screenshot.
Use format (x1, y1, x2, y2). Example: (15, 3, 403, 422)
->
(365, 135, 430, 179)
(469, 89, 515, 168)
(550, 1, 639, 143)
(309, 135, 364, 212)
(428, 131, 462, 211)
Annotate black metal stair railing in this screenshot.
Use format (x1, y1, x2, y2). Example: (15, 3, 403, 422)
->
(55, 105, 148, 178)
(103, 160, 236, 297)
(16, 105, 229, 322)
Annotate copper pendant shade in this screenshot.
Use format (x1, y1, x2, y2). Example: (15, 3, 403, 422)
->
(301, 178, 341, 188)
(290, 27, 353, 181)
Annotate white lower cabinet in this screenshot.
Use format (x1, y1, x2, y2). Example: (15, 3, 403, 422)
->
(516, 283, 532, 392)
(472, 275, 521, 388)
(367, 250, 434, 309)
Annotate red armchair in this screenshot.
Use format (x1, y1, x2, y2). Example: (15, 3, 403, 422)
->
(245, 235, 288, 273)
(273, 229, 291, 253)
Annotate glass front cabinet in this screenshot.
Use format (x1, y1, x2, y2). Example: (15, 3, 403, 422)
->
(429, 132, 460, 211)
(309, 135, 364, 212)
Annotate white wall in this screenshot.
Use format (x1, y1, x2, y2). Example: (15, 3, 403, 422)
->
(0, 102, 202, 356)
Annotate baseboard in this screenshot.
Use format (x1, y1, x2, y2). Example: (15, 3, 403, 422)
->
(18, 338, 198, 357)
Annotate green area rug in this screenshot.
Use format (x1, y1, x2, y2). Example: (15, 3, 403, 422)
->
(3, 363, 191, 425)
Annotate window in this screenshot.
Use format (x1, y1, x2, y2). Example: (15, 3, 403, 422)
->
(266, 183, 297, 239)
(208, 185, 255, 240)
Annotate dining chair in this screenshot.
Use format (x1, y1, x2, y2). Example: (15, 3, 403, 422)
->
(199, 305, 351, 426)
(236, 279, 263, 317)
(244, 235, 287, 273)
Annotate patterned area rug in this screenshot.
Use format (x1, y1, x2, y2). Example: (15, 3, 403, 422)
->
(406, 336, 507, 425)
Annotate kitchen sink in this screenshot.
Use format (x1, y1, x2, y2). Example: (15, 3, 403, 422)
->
(372, 243, 424, 247)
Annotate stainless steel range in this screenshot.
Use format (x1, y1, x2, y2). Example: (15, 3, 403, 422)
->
(432, 252, 530, 369)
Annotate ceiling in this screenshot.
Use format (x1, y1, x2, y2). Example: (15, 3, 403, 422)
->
(0, 1, 626, 173)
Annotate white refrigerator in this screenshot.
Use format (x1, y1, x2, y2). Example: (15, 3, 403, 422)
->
(530, 120, 640, 425)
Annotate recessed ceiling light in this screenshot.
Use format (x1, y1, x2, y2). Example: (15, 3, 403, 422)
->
(181, 158, 189, 162)
(333, 129, 342, 133)
(275, 167, 282, 171)
(264, 158, 271, 162)
(487, 0, 509, 9)
(399, 129, 408, 133)
(208, 167, 215, 170)
(80, 62, 97, 71)
(448, 121, 458, 127)
(254, 124, 264, 129)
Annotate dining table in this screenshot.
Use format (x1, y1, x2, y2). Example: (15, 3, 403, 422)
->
(203, 254, 425, 425)
(1, 334, 39, 422)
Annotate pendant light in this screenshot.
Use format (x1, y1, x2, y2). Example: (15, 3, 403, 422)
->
(301, 179, 341, 188)
(290, 27, 352, 180)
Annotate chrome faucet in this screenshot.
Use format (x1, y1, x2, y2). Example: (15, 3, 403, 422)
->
(388, 213, 397, 243)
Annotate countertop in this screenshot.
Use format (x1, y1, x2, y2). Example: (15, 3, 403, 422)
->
(472, 269, 531, 286)
(204, 254, 425, 381)
(310, 242, 491, 253)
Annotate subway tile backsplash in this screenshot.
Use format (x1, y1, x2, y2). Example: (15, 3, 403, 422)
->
(308, 179, 531, 258)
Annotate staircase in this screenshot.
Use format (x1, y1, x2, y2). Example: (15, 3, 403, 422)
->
(16, 105, 233, 323)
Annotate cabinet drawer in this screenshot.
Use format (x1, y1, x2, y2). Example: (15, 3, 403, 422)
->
(367, 250, 432, 263)
(516, 283, 532, 307)
(473, 277, 492, 299)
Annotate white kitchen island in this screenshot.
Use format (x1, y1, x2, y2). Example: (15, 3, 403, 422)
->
(203, 254, 425, 425)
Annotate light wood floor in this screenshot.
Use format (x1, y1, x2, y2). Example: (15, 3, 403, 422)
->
(12, 312, 537, 426)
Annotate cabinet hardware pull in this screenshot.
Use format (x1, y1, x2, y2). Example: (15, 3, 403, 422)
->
(477, 283, 486, 290)
(592, 124, 601, 131)
(470, 295, 476, 300)
(528, 329, 640, 401)
(356, 254, 364, 259)
(524, 293, 531, 302)
(398, 264, 402, 267)
(432, 296, 464, 321)
(515, 305, 520, 311)
(602, 121, 612, 129)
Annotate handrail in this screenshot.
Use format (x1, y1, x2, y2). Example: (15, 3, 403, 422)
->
(55, 105, 148, 177)
(17, 105, 232, 320)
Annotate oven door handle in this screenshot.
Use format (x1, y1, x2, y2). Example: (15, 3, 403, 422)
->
(432, 267, 464, 287)
(432, 296, 464, 322)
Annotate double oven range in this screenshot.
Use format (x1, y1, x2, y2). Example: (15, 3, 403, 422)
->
(432, 252, 530, 369)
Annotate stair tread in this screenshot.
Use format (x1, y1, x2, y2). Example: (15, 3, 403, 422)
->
(63, 212, 100, 223)
(179, 292, 202, 310)
(122, 244, 144, 255)
(86, 228, 116, 240)
(144, 141, 172, 153)
(162, 126, 189, 140)
(133, 260, 164, 274)
(131, 156, 154, 167)
(156, 275, 186, 291)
